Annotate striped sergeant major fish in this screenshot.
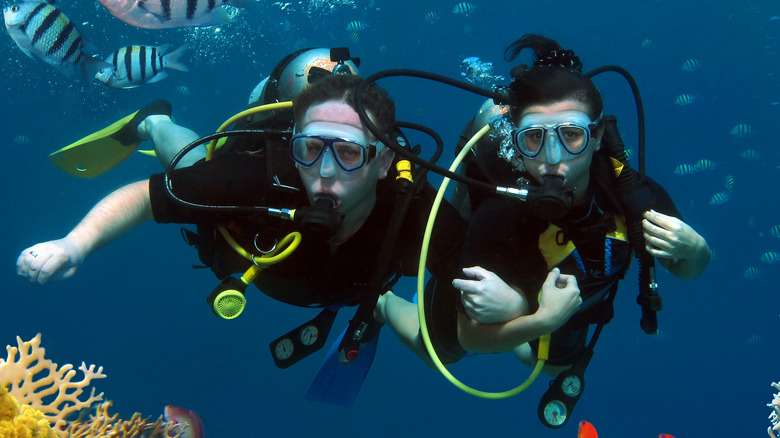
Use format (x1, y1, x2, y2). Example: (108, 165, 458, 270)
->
(730, 123, 756, 138)
(95, 44, 189, 89)
(452, 2, 477, 15)
(681, 58, 702, 72)
(760, 251, 780, 264)
(709, 191, 730, 205)
(345, 20, 367, 32)
(674, 94, 696, 105)
(3, 0, 111, 82)
(98, 0, 257, 29)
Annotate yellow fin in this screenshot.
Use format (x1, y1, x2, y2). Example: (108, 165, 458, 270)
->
(49, 111, 140, 178)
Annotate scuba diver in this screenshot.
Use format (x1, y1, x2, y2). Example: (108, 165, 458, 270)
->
(16, 50, 467, 406)
(376, 34, 710, 427)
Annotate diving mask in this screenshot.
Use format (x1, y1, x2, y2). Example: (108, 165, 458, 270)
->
(291, 122, 380, 172)
(512, 110, 597, 165)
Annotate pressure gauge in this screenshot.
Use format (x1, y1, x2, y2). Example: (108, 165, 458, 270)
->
(561, 374, 582, 397)
(299, 325, 319, 346)
(274, 338, 294, 360)
(542, 400, 567, 427)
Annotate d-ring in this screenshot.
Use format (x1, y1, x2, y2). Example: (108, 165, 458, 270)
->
(29, 250, 38, 258)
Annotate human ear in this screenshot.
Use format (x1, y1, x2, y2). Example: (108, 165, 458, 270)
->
(376, 149, 395, 180)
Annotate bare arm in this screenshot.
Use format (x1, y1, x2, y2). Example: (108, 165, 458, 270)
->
(455, 268, 581, 353)
(17, 180, 152, 284)
(643, 209, 710, 280)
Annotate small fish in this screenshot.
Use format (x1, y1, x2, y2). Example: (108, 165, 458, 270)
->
(709, 191, 731, 205)
(771, 225, 780, 238)
(760, 251, 780, 264)
(730, 123, 756, 138)
(452, 1, 477, 15)
(177, 85, 190, 95)
(378, 45, 389, 56)
(674, 94, 696, 105)
(424, 10, 440, 23)
(693, 158, 717, 171)
(164, 405, 204, 438)
(13, 135, 30, 144)
(673, 163, 698, 175)
(346, 20, 367, 32)
(347, 31, 360, 44)
(746, 334, 762, 346)
(740, 149, 761, 160)
(770, 16, 780, 21)
(96, 44, 189, 89)
(658, 435, 676, 438)
(724, 174, 735, 192)
(4, 1, 110, 81)
(640, 37, 653, 49)
(681, 58, 702, 71)
(578, 421, 598, 438)
(624, 148, 635, 159)
(743, 266, 761, 280)
(98, 0, 255, 29)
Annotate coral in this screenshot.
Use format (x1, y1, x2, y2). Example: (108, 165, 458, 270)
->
(769, 381, 780, 438)
(0, 334, 183, 438)
(65, 401, 183, 438)
(0, 333, 105, 436)
(0, 386, 56, 438)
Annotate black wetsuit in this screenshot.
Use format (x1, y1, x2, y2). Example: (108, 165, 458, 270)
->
(427, 172, 681, 365)
(148, 150, 466, 309)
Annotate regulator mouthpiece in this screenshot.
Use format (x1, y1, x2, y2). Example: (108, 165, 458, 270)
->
(529, 175, 572, 222)
(295, 196, 343, 240)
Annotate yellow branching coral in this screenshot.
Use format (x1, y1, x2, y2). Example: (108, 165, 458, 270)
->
(0, 333, 105, 437)
(0, 385, 56, 438)
(0, 334, 185, 438)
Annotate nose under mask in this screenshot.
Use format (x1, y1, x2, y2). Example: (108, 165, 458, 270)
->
(319, 149, 337, 177)
(544, 136, 563, 165)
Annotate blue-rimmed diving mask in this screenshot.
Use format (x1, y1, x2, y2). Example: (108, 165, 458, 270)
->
(291, 123, 381, 173)
(512, 110, 598, 165)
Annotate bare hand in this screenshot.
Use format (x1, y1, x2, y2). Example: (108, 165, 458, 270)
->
(536, 268, 581, 331)
(17, 239, 85, 285)
(452, 266, 529, 324)
(643, 209, 707, 260)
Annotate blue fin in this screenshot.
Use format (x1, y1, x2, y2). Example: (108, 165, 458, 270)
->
(305, 326, 379, 407)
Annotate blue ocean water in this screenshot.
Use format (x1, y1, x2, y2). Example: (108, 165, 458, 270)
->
(2, 0, 779, 436)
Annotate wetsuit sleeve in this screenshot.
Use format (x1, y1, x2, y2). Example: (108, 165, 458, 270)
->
(462, 197, 548, 296)
(645, 177, 682, 220)
(149, 153, 270, 225)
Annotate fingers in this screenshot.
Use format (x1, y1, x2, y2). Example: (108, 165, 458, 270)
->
(555, 273, 577, 288)
(453, 267, 493, 291)
(543, 268, 561, 288)
(16, 243, 75, 285)
(644, 233, 673, 252)
(643, 210, 674, 228)
(461, 266, 491, 280)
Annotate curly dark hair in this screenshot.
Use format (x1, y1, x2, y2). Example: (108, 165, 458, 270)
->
(504, 34, 602, 121)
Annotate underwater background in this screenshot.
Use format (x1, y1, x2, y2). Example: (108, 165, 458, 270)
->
(2, 0, 779, 436)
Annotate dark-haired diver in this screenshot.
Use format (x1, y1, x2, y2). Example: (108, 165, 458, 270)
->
(16, 52, 466, 406)
(377, 34, 709, 427)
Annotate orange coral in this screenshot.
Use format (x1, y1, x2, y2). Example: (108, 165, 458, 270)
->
(65, 401, 183, 438)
